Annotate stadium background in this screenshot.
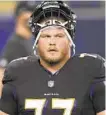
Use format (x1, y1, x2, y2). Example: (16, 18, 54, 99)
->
(0, 1, 105, 58)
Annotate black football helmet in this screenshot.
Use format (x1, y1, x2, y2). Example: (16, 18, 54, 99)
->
(29, 1, 77, 40)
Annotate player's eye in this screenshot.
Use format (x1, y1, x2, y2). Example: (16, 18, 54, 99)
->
(40, 34, 51, 38)
(55, 34, 65, 38)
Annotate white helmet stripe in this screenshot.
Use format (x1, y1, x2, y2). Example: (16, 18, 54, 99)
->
(33, 31, 41, 49)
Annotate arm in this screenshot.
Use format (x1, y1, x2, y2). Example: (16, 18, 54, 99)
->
(0, 64, 18, 114)
(97, 110, 106, 115)
(92, 57, 105, 114)
(91, 76, 105, 114)
(0, 111, 9, 115)
(0, 67, 5, 97)
(0, 84, 17, 114)
(91, 55, 105, 114)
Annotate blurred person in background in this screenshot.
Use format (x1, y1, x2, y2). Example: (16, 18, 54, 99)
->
(0, 1, 38, 96)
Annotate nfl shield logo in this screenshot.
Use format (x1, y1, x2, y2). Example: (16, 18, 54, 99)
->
(48, 80, 54, 87)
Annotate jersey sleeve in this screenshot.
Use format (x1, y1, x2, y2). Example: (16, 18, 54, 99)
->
(0, 84, 17, 115)
(90, 55, 105, 113)
(94, 55, 105, 81)
(91, 81, 105, 113)
(0, 56, 36, 114)
(0, 61, 18, 114)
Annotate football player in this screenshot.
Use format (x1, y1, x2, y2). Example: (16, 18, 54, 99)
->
(0, 1, 105, 115)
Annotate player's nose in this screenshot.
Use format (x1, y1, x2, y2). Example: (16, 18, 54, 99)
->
(49, 37, 56, 45)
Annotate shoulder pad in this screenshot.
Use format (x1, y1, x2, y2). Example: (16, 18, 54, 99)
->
(3, 56, 37, 84)
(78, 53, 105, 62)
(10, 56, 37, 65)
(78, 53, 105, 80)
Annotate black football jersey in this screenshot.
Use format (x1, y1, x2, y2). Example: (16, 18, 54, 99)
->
(0, 53, 105, 115)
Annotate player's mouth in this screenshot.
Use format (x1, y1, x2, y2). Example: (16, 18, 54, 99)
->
(48, 49, 58, 52)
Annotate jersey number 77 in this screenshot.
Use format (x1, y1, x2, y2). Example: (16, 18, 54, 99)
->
(25, 98, 75, 115)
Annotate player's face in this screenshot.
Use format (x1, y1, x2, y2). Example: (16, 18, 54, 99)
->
(37, 26, 71, 64)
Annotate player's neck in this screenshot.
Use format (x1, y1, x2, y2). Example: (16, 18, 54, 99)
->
(40, 56, 70, 74)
